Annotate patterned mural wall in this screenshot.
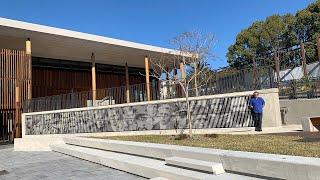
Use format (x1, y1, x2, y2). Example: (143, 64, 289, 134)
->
(25, 95, 254, 135)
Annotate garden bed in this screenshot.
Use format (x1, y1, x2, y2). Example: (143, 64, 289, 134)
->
(94, 133, 320, 157)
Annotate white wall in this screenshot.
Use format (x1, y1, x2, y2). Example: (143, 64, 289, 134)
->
(280, 98, 320, 125)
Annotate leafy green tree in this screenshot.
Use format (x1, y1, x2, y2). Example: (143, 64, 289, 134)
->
(282, 14, 298, 47)
(226, 21, 263, 68)
(227, 0, 320, 67)
(260, 15, 287, 52)
(306, 0, 320, 41)
(294, 9, 313, 42)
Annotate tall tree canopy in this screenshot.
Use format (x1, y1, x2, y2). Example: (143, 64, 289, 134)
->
(227, 0, 320, 68)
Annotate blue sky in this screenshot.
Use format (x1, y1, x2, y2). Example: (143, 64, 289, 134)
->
(0, 0, 315, 68)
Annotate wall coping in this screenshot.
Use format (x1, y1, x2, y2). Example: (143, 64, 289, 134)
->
(23, 88, 278, 116)
(280, 98, 320, 102)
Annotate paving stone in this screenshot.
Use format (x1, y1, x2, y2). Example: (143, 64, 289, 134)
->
(0, 146, 144, 180)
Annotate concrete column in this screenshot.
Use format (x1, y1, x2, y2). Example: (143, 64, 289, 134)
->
(91, 53, 96, 102)
(125, 62, 130, 103)
(145, 56, 151, 101)
(26, 38, 31, 55)
(15, 86, 21, 138)
(179, 61, 186, 81)
(26, 38, 32, 100)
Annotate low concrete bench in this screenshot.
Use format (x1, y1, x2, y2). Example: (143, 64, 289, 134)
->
(301, 116, 320, 132)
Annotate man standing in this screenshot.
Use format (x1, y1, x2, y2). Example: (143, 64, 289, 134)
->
(249, 91, 265, 131)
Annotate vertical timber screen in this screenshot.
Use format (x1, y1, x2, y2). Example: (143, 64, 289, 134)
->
(0, 49, 31, 142)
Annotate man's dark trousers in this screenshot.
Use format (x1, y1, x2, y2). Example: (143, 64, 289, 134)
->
(254, 113, 262, 131)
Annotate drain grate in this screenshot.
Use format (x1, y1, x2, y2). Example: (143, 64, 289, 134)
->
(0, 170, 9, 176)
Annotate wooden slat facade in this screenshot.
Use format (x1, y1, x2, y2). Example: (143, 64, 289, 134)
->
(32, 68, 145, 97)
(32, 57, 146, 98)
(0, 49, 31, 141)
(1, 53, 146, 141)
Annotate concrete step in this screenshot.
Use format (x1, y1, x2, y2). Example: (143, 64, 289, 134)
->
(51, 144, 259, 180)
(61, 137, 320, 180)
(150, 177, 169, 180)
(165, 156, 225, 175)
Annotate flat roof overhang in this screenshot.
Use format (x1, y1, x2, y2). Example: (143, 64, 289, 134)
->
(0, 17, 180, 68)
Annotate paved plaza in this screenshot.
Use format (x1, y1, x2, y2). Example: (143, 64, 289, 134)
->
(0, 145, 144, 180)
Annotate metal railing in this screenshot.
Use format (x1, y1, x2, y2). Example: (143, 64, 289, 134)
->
(23, 82, 161, 113)
(23, 49, 320, 113)
(23, 67, 320, 113)
(279, 78, 320, 99)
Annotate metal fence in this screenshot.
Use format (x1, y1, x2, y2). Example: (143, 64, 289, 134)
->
(200, 66, 320, 99)
(279, 78, 320, 99)
(23, 41, 320, 113)
(23, 63, 320, 113)
(206, 40, 320, 99)
(24, 82, 161, 113)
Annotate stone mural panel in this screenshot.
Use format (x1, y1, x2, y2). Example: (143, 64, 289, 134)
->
(25, 95, 254, 135)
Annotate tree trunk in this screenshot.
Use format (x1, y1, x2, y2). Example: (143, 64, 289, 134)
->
(274, 51, 280, 88)
(300, 42, 308, 78)
(185, 93, 192, 137)
(252, 58, 257, 88)
(194, 64, 199, 96)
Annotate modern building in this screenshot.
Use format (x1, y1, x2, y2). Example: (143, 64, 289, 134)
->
(0, 17, 182, 141)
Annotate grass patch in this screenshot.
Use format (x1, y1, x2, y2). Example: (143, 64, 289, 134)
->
(94, 134, 320, 158)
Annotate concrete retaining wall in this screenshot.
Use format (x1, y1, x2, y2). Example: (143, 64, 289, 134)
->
(15, 88, 281, 151)
(280, 98, 320, 125)
(22, 88, 281, 136)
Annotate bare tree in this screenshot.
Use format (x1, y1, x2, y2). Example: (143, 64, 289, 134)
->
(148, 30, 216, 137)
